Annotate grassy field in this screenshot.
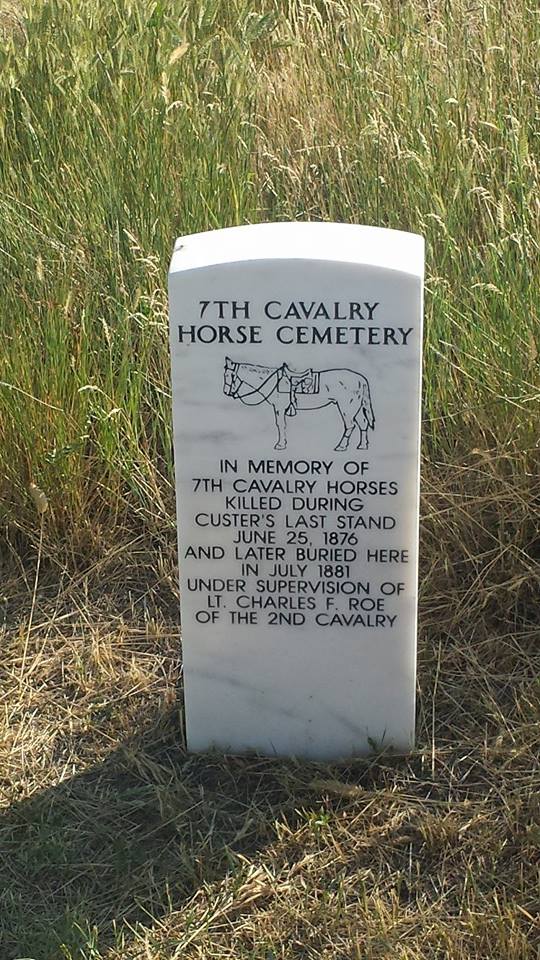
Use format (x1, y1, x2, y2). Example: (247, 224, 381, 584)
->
(0, 0, 539, 957)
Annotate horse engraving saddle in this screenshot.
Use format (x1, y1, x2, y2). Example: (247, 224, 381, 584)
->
(278, 364, 320, 416)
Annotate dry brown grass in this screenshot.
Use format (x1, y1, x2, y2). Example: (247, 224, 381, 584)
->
(1, 459, 538, 959)
(0, 0, 24, 41)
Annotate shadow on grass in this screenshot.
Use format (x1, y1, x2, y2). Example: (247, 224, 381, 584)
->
(2, 650, 538, 959)
(0, 705, 337, 959)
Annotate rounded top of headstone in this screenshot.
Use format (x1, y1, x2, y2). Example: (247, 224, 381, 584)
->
(169, 222, 424, 278)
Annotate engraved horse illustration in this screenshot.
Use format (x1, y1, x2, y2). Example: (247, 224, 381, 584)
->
(223, 358, 375, 451)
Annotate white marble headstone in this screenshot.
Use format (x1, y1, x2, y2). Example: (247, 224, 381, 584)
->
(169, 222, 424, 760)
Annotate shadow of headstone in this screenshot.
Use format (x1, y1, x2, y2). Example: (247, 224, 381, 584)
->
(0, 707, 329, 958)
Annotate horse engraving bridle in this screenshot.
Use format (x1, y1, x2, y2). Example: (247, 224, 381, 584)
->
(224, 361, 286, 405)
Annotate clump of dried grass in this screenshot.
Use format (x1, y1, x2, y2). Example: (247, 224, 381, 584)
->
(0, 0, 25, 41)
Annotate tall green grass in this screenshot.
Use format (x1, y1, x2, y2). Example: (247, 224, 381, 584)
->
(0, 0, 538, 554)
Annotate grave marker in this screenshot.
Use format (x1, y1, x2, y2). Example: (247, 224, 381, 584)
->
(169, 222, 424, 760)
